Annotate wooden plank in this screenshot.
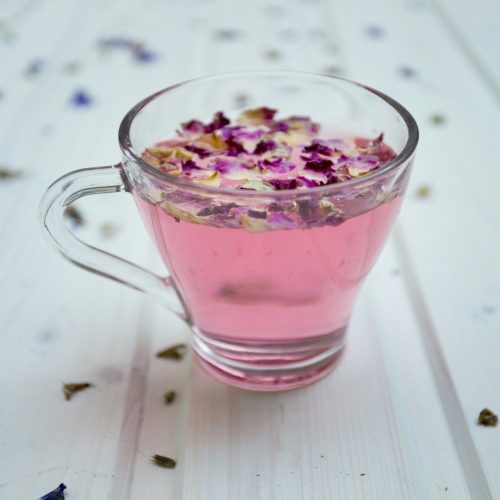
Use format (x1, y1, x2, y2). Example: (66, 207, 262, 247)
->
(0, 0, 197, 498)
(121, 0, 472, 498)
(432, 0, 500, 100)
(321, 0, 500, 497)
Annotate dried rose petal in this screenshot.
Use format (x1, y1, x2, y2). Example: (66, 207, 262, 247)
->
(268, 178, 298, 190)
(303, 140, 333, 156)
(142, 107, 397, 227)
(185, 143, 212, 158)
(226, 138, 247, 156)
(181, 160, 201, 172)
(268, 212, 296, 229)
(259, 158, 295, 173)
(181, 119, 205, 134)
(254, 140, 277, 155)
(297, 176, 320, 188)
(206, 111, 230, 133)
(304, 159, 333, 173)
(237, 107, 277, 125)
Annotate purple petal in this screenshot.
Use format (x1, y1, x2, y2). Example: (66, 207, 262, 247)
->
(268, 212, 296, 229)
(205, 111, 230, 133)
(297, 176, 320, 188)
(226, 138, 247, 156)
(303, 140, 333, 156)
(185, 143, 211, 158)
(259, 158, 295, 173)
(304, 159, 333, 173)
(181, 160, 201, 172)
(254, 140, 277, 155)
(181, 120, 205, 134)
(267, 178, 298, 190)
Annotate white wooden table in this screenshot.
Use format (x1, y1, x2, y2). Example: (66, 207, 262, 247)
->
(1, 0, 499, 498)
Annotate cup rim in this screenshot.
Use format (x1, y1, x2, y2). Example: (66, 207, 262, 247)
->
(118, 70, 419, 198)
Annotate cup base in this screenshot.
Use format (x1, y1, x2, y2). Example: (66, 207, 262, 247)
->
(191, 327, 346, 391)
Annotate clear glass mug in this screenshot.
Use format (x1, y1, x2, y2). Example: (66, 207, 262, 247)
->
(40, 71, 418, 391)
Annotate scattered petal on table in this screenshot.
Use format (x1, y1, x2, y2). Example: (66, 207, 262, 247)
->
(0, 167, 22, 180)
(365, 25, 385, 38)
(62, 382, 93, 401)
(39, 483, 66, 500)
(70, 89, 93, 107)
(163, 390, 176, 405)
(263, 48, 282, 61)
(416, 184, 431, 199)
(99, 222, 120, 238)
(478, 408, 498, 427)
(214, 29, 241, 41)
(151, 454, 177, 469)
(430, 113, 446, 125)
(398, 65, 418, 79)
(98, 37, 159, 64)
(233, 93, 250, 108)
(24, 58, 45, 79)
(134, 46, 158, 63)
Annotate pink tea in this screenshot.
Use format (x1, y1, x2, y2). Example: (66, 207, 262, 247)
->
(135, 108, 405, 389)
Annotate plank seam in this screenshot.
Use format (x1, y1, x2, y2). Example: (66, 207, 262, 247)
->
(394, 226, 493, 500)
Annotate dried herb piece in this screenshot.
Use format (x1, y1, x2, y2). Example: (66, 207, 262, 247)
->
(263, 49, 282, 61)
(64, 206, 84, 227)
(416, 185, 431, 198)
(214, 29, 240, 41)
(0, 168, 22, 180)
(365, 25, 384, 38)
(163, 390, 176, 405)
(99, 222, 119, 238)
(478, 408, 498, 426)
(430, 114, 446, 125)
(63, 382, 93, 401)
(156, 343, 187, 361)
(40, 483, 66, 500)
(151, 454, 177, 469)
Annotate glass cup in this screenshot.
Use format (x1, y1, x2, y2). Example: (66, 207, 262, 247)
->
(40, 71, 418, 391)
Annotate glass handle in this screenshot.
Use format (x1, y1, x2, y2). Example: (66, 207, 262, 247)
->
(39, 164, 188, 321)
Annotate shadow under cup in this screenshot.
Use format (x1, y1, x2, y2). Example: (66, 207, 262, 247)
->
(42, 71, 418, 391)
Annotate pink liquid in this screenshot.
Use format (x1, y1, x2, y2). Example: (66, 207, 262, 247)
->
(135, 195, 402, 344)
